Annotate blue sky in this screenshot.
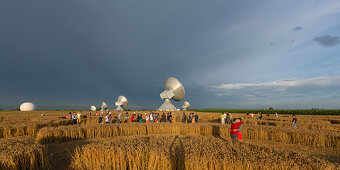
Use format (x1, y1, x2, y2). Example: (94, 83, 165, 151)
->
(0, 0, 340, 109)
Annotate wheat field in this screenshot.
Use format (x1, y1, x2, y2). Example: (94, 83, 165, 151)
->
(0, 110, 339, 169)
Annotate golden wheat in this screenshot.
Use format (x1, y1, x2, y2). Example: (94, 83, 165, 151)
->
(0, 137, 50, 170)
(70, 136, 338, 170)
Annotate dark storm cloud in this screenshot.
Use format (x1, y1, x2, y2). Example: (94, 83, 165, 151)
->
(293, 26, 303, 31)
(314, 35, 340, 47)
(0, 0, 255, 109)
(1, 0, 340, 109)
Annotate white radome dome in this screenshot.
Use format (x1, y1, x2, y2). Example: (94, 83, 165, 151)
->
(90, 106, 96, 111)
(20, 102, 36, 111)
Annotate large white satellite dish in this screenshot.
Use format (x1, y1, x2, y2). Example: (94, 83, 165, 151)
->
(182, 101, 190, 110)
(20, 102, 36, 111)
(115, 96, 128, 111)
(90, 106, 96, 111)
(101, 102, 108, 111)
(158, 77, 185, 111)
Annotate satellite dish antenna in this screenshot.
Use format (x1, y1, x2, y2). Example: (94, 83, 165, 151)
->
(182, 101, 190, 110)
(158, 77, 185, 111)
(115, 96, 128, 111)
(90, 106, 96, 111)
(20, 102, 36, 111)
(101, 101, 108, 111)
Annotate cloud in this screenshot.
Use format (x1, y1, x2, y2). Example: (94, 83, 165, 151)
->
(214, 76, 340, 90)
(211, 76, 340, 109)
(314, 35, 340, 47)
(293, 26, 303, 31)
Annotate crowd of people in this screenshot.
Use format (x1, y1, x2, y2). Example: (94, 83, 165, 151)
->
(181, 112, 199, 123)
(67, 110, 298, 143)
(242, 112, 280, 120)
(66, 112, 83, 124)
(128, 112, 172, 123)
(66, 111, 200, 124)
(220, 112, 232, 124)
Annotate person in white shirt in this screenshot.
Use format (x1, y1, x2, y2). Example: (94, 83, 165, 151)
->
(150, 113, 154, 123)
(105, 114, 110, 124)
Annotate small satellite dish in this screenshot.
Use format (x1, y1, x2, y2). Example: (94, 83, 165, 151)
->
(115, 96, 128, 111)
(20, 102, 36, 111)
(158, 77, 185, 111)
(101, 101, 108, 111)
(182, 101, 190, 110)
(90, 106, 96, 111)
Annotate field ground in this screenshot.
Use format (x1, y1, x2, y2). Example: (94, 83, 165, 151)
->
(0, 110, 339, 169)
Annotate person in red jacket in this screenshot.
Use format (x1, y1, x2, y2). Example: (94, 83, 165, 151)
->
(230, 118, 240, 140)
(131, 114, 135, 123)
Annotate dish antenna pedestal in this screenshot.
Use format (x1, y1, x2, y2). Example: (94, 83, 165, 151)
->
(115, 96, 128, 111)
(158, 77, 185, 111)
(159, 98, 177, 111)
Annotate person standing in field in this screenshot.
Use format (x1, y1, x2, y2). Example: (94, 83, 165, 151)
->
(188, 113, 192, 123)
(136, 114, 140, 122)
(257, 112, 262, 120)
(105, 114, 110, 124)
(194, 113, 198, 123)
(230, 118, 240, 140)
(292, 115, 297, 128)
(77, 112, 82, 124)
(131, 114, 135, 123)
(125, 112, 129, 123)
(117, 113, 122, 123)
(161, 113, 166, 122)
(182, 112, 187, 123)
(167, 113, 172, 123)
(226, 113, 231, 124)
(72, 113, 78, 124)
(155, 113, 159, 123)
(139, 114, 143, 123)
(251, 112, 254, 118)
(223, 112, 227, 123)
(220, 113, 224, 124)
(150, 112, 154, 123)
(146, 113, 150, 123)
(275, 112, 278, 117)
(237, 118, 243, 141)
(98, 114, 103, 124)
